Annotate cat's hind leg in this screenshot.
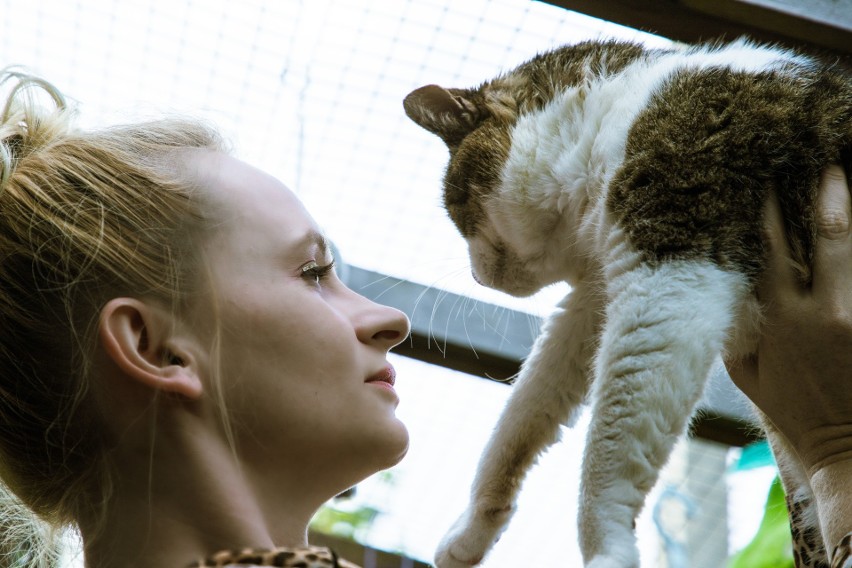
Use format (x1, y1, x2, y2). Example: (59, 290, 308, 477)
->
(579, 258, 748, 568)
(434, 282, 603, 568)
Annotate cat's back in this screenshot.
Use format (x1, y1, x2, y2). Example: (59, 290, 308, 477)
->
(601, 39, 852, 283)
(403, 38, 851, 292)
(498, 39, 841, 207)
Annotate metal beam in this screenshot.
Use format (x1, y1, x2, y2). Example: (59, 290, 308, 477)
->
(344, 265, 760, 447)
(539, 0, 852, 62)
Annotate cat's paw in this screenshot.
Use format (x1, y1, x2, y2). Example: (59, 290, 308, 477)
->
(433, 509, 507, 568)
(433, 528, 488, 568)
(584, 550, 639, 568)
(433, 545, 482, 568)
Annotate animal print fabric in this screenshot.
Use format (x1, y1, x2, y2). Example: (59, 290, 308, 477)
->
(788, 496, 829, 568)
(788, 495, 852, 568)
(831, 534, 852, 568)
(186, 545, 361, 568)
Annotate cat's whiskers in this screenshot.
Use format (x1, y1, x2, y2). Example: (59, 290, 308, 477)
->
(399, 260, 475, 354)
(350, 260, 471, 357)
(354, 272, 407, 301)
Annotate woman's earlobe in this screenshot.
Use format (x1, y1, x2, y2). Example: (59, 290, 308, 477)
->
(99, 298, 204, 400)
(160, 342, 204, 399)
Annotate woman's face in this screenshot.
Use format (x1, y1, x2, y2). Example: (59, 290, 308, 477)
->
(189, 150, 411, 487)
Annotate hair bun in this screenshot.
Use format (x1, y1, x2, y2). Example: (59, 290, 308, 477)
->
(0, 67, 69, 189)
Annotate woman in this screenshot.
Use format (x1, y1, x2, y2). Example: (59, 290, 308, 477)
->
(726, 165, 852, 568)
(0, 69, 408, 567)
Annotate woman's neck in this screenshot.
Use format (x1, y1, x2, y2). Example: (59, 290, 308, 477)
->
(79, 418, 321, 567)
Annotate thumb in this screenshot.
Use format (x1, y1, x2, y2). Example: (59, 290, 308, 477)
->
(724, 353, 760, 404)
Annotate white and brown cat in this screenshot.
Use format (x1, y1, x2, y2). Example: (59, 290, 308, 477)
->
(404, 38, 852, 568)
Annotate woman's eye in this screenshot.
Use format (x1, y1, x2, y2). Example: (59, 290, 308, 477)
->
(301, 260, 335, 285)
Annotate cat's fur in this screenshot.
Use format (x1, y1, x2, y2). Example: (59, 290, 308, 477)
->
(403, 38, 852, 568)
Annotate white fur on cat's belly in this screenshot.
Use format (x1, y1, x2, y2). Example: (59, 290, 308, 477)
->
(579, 258, 750, 567)
(601, 223, 763, 358)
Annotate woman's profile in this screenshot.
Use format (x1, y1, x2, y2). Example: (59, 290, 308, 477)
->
(0, 68, 409, 568)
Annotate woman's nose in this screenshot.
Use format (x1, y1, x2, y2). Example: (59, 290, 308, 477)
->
(354, 296, 410, 350)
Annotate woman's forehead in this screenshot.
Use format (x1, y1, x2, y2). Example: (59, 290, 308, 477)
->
(189, 150, 320, 249)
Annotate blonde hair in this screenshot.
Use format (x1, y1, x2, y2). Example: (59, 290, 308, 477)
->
(0, 67, 226, 560)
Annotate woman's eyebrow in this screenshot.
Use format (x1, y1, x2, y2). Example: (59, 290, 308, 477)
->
(293, 229, 330, 257)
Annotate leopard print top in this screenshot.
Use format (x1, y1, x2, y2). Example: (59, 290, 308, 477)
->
(831, 534, 852, 568)
(186, 545, 361, 568)
(181, 529, 852, 568)
(788, 496, 852, 568)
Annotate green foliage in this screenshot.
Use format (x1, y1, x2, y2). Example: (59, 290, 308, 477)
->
(310, 472, 399, 540)
(309, 501, 381, 540)
(727, 476, 794, 568)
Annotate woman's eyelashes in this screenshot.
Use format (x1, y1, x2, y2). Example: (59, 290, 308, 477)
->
(300, 260, 336, 285)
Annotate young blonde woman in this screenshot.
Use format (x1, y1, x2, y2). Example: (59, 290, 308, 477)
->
(0, 69, 408, 567)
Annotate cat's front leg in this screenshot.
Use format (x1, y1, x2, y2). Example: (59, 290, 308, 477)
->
(434, 282, 603, 568)
(579, 259, 748, 568)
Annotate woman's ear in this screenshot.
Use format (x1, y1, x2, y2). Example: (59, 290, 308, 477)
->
(98, 298, 203, 400)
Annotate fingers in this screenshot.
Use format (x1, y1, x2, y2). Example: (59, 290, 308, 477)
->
(724, 354, 759, 403)
(812, 165, 852, 297)
(758, 191, 797, 301)
(725, 166, 851, 425)
(728, 192, 790, 396)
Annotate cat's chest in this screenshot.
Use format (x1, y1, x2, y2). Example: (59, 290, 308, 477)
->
(505, 71, 654, 203)
(499, 59, 679, 262)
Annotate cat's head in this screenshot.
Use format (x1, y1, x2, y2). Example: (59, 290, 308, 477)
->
(404, 42, 649, 297)
(403, 76, 571, 297)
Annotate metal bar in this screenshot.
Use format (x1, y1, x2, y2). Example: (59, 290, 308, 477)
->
(344, 265, 760, 447)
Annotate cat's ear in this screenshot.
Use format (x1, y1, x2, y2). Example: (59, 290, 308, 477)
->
(403, 85, 486, 147)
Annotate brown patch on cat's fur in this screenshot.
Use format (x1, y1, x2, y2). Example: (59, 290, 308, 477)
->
(403, 86, 492, 148)
(405, 40, 650, 239)
(404, 87, 509, 236)
(442, 122, 511, 237)
(496, 40, 649, 115)
(609, 64, 852, 283)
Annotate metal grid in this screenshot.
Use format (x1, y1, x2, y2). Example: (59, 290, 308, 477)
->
(1, 1, 772, 566)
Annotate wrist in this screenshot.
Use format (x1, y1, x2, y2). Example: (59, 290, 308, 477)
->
(795, 425, 852, 477)
(808, 458, 852, 560)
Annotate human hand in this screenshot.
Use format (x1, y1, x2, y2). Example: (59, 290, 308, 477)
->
(726, 165, 852, 475)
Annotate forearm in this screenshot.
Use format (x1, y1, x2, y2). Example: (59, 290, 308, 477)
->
(811, 459, 852, 567)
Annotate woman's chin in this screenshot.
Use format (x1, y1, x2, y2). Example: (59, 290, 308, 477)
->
(366, 420, 409, 473)
(381, 420, 410, 467)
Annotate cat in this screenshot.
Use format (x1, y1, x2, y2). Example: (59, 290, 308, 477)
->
(403, 37, 852, 568)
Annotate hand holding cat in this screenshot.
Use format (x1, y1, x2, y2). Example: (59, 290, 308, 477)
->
(726, 165, 852, 562)
(726, 165, 852, 476)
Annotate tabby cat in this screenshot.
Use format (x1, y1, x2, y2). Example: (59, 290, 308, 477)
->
(403, 38, 852, 567)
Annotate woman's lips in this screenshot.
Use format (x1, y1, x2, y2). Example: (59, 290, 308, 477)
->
(366, 365, 396, 388)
